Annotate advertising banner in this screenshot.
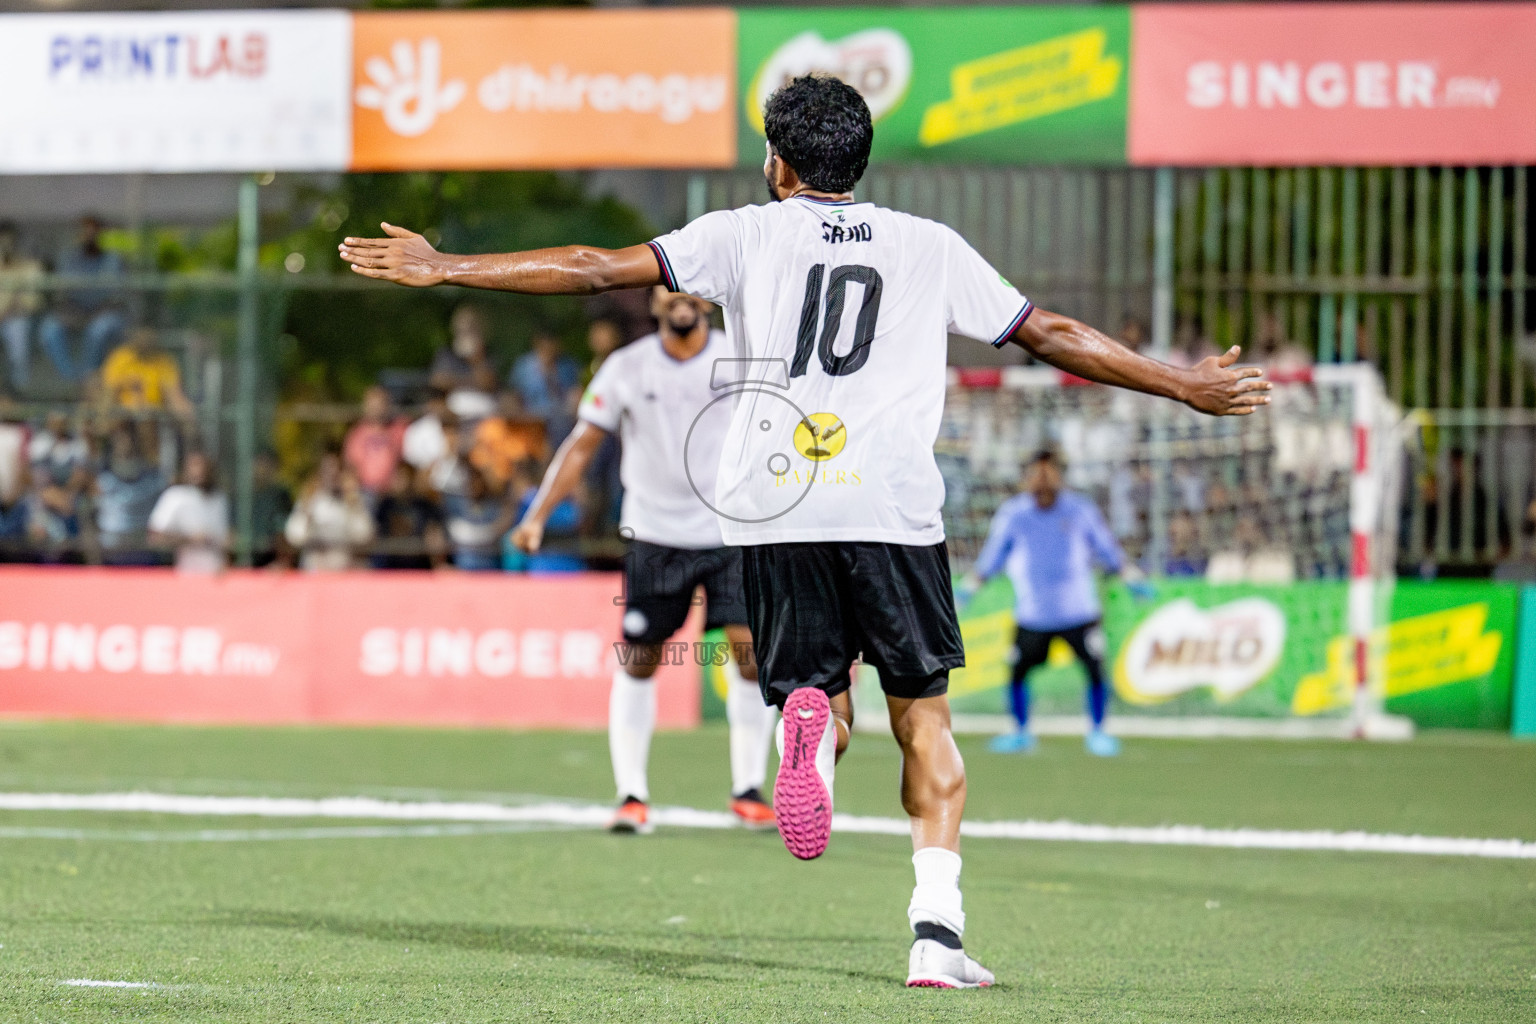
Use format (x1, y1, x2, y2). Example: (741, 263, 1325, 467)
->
(350, 10, 737, 171)
(1128, 3, 1536, 166)
(738, 6, 1130, 166)
(1515, 588, 1536, 738)
(948, 578, 1515, 729)
(0, 11, 352, 174)
(0, 568, 700, 729)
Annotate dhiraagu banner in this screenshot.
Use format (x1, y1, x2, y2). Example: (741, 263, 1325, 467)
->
(737, 6, 1131, 166)
(940, 579, 1516, 729)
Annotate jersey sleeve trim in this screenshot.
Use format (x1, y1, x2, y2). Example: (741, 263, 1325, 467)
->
(646, 240, 678, 292)
(990, 300, 1035, 349)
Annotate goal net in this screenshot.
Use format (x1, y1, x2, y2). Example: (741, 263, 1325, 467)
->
(929, 362, 1406, 735)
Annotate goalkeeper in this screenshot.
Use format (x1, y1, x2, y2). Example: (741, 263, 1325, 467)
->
(959, 450, 1150, 757)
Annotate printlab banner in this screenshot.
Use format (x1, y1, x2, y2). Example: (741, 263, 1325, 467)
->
(1128, 3, 1536, 166)
(0, 10, 353, 173)
(738, 6, 1131, 166)
(947, 578, 1516, 729)
(0, 568, 700, 728)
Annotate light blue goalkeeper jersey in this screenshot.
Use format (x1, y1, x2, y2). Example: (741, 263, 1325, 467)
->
(973, 490, 1124, 632)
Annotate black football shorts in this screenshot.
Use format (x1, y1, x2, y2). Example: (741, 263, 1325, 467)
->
(741, 541, 965, 708)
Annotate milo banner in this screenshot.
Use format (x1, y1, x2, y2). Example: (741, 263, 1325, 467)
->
(737, 6, 1131, 166)
(937, 579, 1516, 729)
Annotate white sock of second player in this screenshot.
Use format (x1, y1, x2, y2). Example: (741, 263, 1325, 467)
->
(724, 658, 776, 796)
(609, 667, 655, 803)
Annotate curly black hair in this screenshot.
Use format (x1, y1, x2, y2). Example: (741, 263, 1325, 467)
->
(762, 75, 873, 195)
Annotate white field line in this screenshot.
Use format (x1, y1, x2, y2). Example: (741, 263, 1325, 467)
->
(0, 822, 576, 842)
(60, 979, 162, 989)
(0, 791, 1533, 860)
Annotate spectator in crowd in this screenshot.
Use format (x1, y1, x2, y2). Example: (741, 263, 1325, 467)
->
(506, 457, 583, 572)
(582, 318, 624, 536)
(585, 318, 622, 383)
(443, 465, 512, 571)
(250, 449, 293, 568)
(471, 390, 547, 488)
(0, 404, 29, 555)
(98, 327, 193, 417)
(510, 331, 580, 446)
(372, 463, 446, 570)
(284, 448, 374, 572)
(27, 411, 88, 559)
(0, 221, 43, 393)
(1207, 512, 1295, 584)
(1419, 448, 1511, 575)
(429, 305, 498, 422)
(148, 449, 227, 575)
(94, 423, 166, 565)
(343, 385, 408, 501)
(40, 216, 125, 382)
(402, 388, 451, 473)
(424, 416, 469, 498)
(1162, 510, 1206, 577)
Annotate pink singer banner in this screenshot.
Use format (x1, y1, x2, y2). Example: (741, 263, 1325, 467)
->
(0, 568, 700, 728)
(1128, 3, 1536, 166)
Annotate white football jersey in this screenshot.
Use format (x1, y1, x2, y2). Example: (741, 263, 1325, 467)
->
(578, 329, 734, 550)
(648, 196, 1032, 546)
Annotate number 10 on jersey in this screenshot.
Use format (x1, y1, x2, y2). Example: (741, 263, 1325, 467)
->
(791, 264, 884, 379)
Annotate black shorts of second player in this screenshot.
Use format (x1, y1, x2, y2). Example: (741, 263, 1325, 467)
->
(621, 540, 748, 645)
(741, 541, 965, 708)
(1013, 620, 1108, 681)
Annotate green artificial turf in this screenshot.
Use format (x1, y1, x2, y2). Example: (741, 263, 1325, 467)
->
(0, 722, 1532, 1022)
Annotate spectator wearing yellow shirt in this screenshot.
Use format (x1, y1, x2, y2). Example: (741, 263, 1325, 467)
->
(98, 327, 193, 418)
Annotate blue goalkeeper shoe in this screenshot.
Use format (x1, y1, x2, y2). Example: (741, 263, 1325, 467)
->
(987, 730, 1037, 754)
(1085, 730, 1121, 757)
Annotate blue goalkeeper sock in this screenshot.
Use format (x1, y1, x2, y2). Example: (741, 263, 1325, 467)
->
(1086, 678, 1108, 731)
(1008, 679, 1031, 731)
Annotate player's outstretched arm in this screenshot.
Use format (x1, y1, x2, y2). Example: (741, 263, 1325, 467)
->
(1011, 308, 1272, 416)
(338, 223, 662, 295)
(510, 421, 609, 554)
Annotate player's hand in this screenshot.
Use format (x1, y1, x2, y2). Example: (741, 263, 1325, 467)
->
(510, 520, 543, 554)
(338, 223, 450, 287)
(1181, 347, 1272, 416)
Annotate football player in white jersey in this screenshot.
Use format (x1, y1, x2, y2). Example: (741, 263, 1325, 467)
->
(340, 75, 1271, 989)
(509, 286, 778, 834)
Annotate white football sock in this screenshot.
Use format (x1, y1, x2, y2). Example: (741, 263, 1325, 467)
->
(908, 847, 966, 937)
(608, 667, 655, 803)
(775, 712, 837, 805)
(724, 659, 776, 796)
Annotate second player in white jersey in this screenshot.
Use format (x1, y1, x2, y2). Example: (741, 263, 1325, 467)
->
(650, 200, 1029, 546)
(579, 327, 734, 549)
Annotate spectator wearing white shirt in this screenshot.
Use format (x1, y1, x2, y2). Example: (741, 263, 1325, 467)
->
(148, 450, 228, 575)
(402, 389, 451, 471)
(284, 449, 374, 572)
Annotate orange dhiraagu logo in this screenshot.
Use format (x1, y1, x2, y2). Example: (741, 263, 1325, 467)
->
(350, 9, 737, 170)
(793, 412, 848, 461)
